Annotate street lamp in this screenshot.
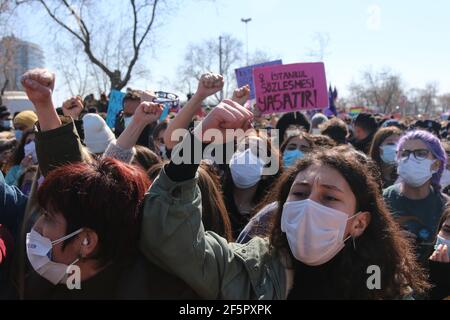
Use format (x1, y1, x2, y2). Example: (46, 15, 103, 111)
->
(241, 18, 252, 66)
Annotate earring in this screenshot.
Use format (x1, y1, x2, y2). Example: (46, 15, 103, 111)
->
(82, 238, 89, 246)
(352, 236, 356, 250)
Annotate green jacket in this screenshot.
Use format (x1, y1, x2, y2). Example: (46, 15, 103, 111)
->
(139, 167, 289, 300)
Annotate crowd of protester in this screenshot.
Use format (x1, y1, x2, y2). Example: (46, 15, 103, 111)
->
(0, 68, 449, 300)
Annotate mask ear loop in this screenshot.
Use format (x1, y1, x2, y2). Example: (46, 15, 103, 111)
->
(346, 212, 363, 251)
(51, 229, 84, 246)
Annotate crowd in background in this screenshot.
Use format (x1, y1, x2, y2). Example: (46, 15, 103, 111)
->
(0, 68, 449, 300)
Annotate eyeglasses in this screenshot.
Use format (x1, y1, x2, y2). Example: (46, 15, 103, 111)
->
(153, 91, 180, 109)
(399, 149, 430, 161)
(154, 91, 177, 100)
(154, 91, 179, 102)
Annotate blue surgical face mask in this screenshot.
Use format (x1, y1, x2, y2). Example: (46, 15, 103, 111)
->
(15, 130, 23, 141)
(435, 235, 450, 258)
(283, 149, 305, 168)
(380, 144, 398, 165)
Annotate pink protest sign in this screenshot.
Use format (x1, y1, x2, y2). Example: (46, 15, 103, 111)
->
(253, 62, 328, 115)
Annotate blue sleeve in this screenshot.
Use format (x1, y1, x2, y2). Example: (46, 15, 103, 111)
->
(0, 170, 28, 237)
(4, 166, 21, 186)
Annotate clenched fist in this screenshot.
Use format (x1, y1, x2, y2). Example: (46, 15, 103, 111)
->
(195, 99, 254, 143)
(62, 96, 84, 120)
(133, 102, 164, 127)
(196, 73, 224, 99)
(21, 69, 55, 108)
(232, 85, 251, 106)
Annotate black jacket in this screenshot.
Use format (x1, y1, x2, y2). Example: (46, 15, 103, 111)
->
(23, 255, 200, 300)
(429, 261, 450, 300)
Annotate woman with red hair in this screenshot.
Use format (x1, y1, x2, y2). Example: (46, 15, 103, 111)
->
(24, 158, 151, 298)
(19, 68, 200, 300)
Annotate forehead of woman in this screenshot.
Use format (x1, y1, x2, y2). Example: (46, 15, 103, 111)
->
(401, 139, 428, 150)
(382, 134, 400, 145)
(288, 136, 310, 148)
(292, 163, 355, 196)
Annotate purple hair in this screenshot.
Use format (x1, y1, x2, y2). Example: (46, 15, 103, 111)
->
(397, 130, 448, 191)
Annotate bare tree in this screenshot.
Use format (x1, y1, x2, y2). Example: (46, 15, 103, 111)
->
(0, 0, 13, 14)
(177, 34, 273, 103)
(0, 36, 18, 105)
(406, 83, 440, 116)
(439, 93, 450, 114)
(420, 83, 439, 115)
(349, 68, 404, 114)
(15, 0, 162, 90)
(407, 88, 422, 115)
(177, 34, 243, 103)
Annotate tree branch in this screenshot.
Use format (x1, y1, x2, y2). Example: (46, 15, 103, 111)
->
(38, 0, 85, 43)
(118, 0, 159, 89)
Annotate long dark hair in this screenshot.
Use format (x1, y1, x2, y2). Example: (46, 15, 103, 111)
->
(269, 148, 430, 299)
(435, 206, 450, 241)
(198, 162, 233, 242)
(146, 161, 233, 241)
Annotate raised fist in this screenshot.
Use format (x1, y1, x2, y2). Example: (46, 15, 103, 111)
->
(196, 73, 224, 99)
(62, 96, 84, 120)
(232, 85, 251, 106)
(195, 99, 253, 143)
(133, 102, 164, 126)
(21, 69, 55, 108)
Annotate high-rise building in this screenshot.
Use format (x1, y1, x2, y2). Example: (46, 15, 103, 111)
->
(0, 36, 45, 91)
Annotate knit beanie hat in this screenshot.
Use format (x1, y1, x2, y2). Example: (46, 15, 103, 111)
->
(83, 114, 115, 154)
(13, 111, 38, 130)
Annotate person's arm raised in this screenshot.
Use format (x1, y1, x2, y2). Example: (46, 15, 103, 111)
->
(164, 73, 224, 150)
(103, 102, 163, 164)
(21, 69, 61, 132)
(231, 84, 251, 107)
(116, 102, 164, 150)
(140, 100, 257, 299)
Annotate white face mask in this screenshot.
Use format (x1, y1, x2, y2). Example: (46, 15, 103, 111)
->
(229, 148, 265, 189)
(281, 199, 361, 266)
(441, 169, 450, 189)
(398, 158, 437, 188)
(124, 116, 134, 129)
(26, 229, 83, 285)
(380, 145, 398, 165)
(24, 141, 38, 164)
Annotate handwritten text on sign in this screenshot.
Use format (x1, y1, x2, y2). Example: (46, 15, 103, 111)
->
(235, 60, 282, 100)
(253, 62, 328, 115)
